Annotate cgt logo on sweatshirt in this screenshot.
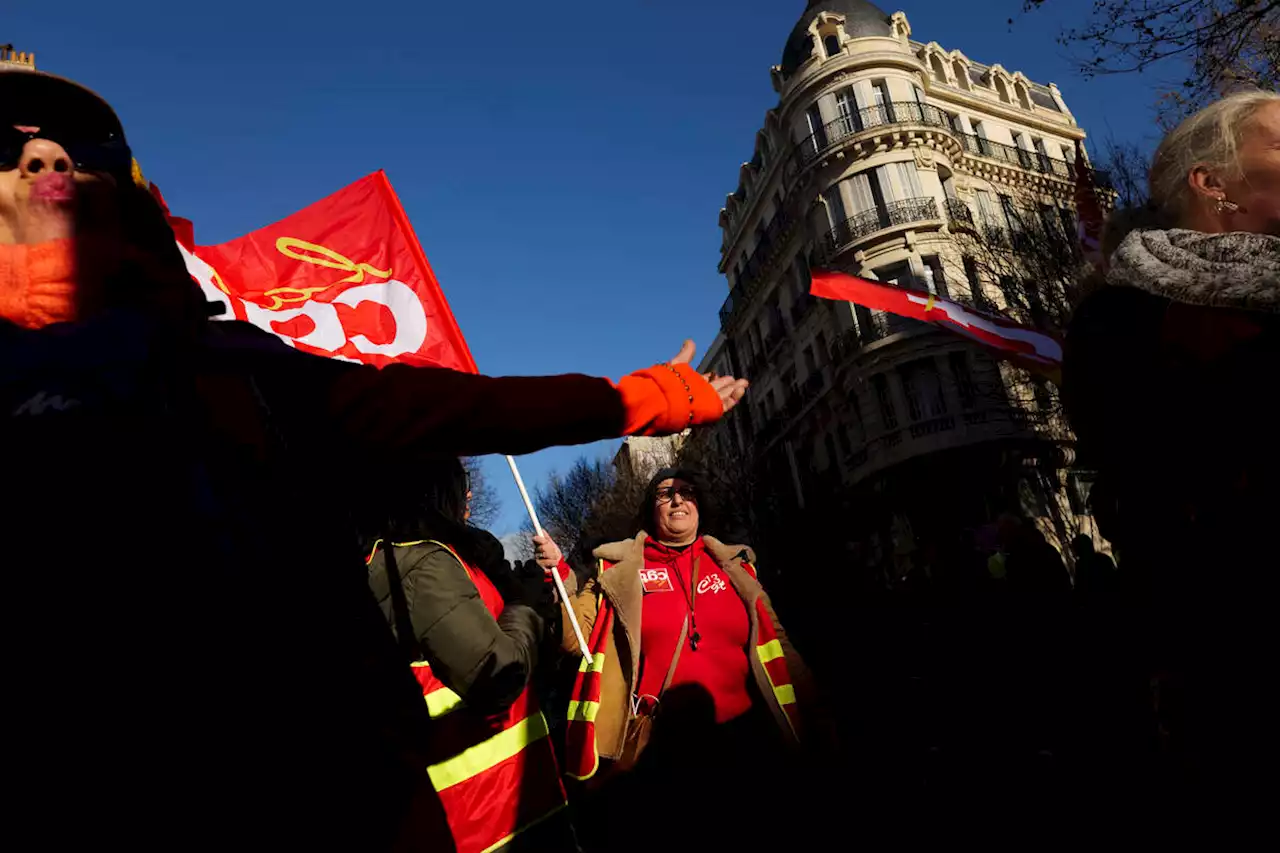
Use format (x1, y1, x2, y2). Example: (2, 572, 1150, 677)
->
(640, 568, 674, 593)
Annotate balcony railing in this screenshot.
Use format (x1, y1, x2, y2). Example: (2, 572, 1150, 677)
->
(960, 133, 1113, 188)
(795, 101, 957, 168)
(819, 196, 940, 262)
(719, 207, 798, 332)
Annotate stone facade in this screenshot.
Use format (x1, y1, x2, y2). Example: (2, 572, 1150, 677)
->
(707, 4, 1106, 571)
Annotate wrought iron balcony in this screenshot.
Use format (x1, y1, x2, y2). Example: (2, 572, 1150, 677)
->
(794, 101, 957, 169)
(819, 196, 940, 263)
(960, 133, 1113, 188)
(718, 209, 797, 332)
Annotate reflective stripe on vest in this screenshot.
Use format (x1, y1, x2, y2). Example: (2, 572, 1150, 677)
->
(375, 540, 567, 853)
(753, 598, 801, 740)
(564, 576, 613, 781)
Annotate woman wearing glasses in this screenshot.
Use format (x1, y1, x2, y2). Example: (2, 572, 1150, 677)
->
(533, 468, 816, 852)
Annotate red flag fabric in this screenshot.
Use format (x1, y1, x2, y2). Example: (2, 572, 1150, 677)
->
(1073, 141, 1105, 267)
(176, 171, 477, 372)
(810, 269, 1062, 368)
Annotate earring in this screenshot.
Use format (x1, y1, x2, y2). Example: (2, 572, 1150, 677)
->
(1215, 197, 1240, 214)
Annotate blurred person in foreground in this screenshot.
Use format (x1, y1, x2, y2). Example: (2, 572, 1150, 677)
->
(0, 63, 746, 848)
(532, 469, 820, 852)
(1063, 90, 1280, 826)
(363, 456, 574, 852)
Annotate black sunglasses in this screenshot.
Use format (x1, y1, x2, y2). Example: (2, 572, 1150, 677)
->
(655, 485, 697, 504)
(0, 124, 132, 178)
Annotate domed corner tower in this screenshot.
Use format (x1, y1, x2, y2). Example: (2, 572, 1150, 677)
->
(713, 3, 1104, 569)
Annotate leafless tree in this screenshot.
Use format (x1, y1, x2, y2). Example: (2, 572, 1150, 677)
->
(463, 457, 501, 529)
(1022, 0, 1280, 124)
(523, 456, 647, 560)
(675, 419, 776, 546)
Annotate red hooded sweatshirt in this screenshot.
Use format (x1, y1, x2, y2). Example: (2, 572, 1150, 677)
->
(636, 538, 753, 723)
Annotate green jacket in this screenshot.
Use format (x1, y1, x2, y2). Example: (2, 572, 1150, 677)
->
(368, 539, 544, 716)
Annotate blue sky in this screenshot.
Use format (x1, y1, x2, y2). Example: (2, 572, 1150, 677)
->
(6, 0, 1172, 536)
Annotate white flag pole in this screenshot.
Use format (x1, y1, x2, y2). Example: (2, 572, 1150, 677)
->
(505, 454, 591, 660)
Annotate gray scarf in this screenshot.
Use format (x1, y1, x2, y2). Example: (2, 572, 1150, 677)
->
(1108, 228, 1280, 314)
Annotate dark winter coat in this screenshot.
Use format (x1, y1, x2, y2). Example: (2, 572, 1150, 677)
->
(0, 303, 637, 849)
(1064, 229, 1279, 586)
(1062, 228, 1280, 815)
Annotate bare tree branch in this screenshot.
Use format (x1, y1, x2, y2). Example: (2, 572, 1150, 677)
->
(1023, 0, 1280, 122)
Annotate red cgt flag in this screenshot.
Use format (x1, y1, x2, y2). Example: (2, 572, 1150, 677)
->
(810, 269, 1062, 369)
(174, 171, 477, 373)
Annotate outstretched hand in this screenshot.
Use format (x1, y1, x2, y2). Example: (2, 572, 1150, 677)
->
(668, 339, 749, 415)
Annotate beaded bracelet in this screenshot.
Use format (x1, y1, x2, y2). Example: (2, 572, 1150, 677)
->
(660, 363, 697, 426)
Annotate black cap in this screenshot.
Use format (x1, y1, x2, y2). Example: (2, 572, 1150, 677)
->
(0, 65, 127, 147)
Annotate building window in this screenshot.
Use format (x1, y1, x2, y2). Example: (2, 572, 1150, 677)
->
(889, 161, 925, 199)
(948, 350, 977, 410)
(974, 190, 1000, 229)
(963, 256, 990, 310)
(1033, 376, 1054, 413)
(871, 79, 895, 122)
(1015, 81, 1032, 110)
(823, 185, 848, 230)
(834, 87, 862, 135)
(1067, 471, 1096, 516)
(823, 34, 841, 59)
(1060, 208, 1078, 242)
(1018, 475, 1050, 518)
(900, 358, 948, 421)
(1039, 204, 1061, 240)
(872, 374, 898, 430)
(999, 194, 1023, 231)
(922, 255, 949, 298)
(953, 60, 971, 90)
(803, 104, 826, 156)
(930, 54, 948, 83)
(994, 76, 1011, 103)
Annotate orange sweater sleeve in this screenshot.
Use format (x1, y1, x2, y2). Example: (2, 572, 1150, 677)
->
(0, 240, 77, 330)
(614, 362, 723, 436)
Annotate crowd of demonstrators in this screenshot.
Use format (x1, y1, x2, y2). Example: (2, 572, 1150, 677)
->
(1063, 89, 1280, 826)
(5, 45, 1277, 846)
(532, 469, 825, 852)
(0, 63, 746, 849)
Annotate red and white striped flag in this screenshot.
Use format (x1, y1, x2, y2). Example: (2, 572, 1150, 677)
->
(810, 269, 1062, 369)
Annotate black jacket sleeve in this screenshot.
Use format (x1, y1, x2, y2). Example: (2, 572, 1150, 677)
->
(215, 320, 629, 459)
(393, 544, 544, 716)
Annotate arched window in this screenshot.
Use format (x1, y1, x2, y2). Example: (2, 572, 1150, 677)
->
(1015, 82, 1032, 110)
(953, 60, 970, 91)
(823, 34, 841, 59)
(994, 77, 1011, 104)
(929, 54, 948, 84)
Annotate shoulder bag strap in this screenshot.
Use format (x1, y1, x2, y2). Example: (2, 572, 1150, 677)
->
(657, 553, 700, 699)
(657, 616, 689, 699)
(380, 539, 422, 663)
